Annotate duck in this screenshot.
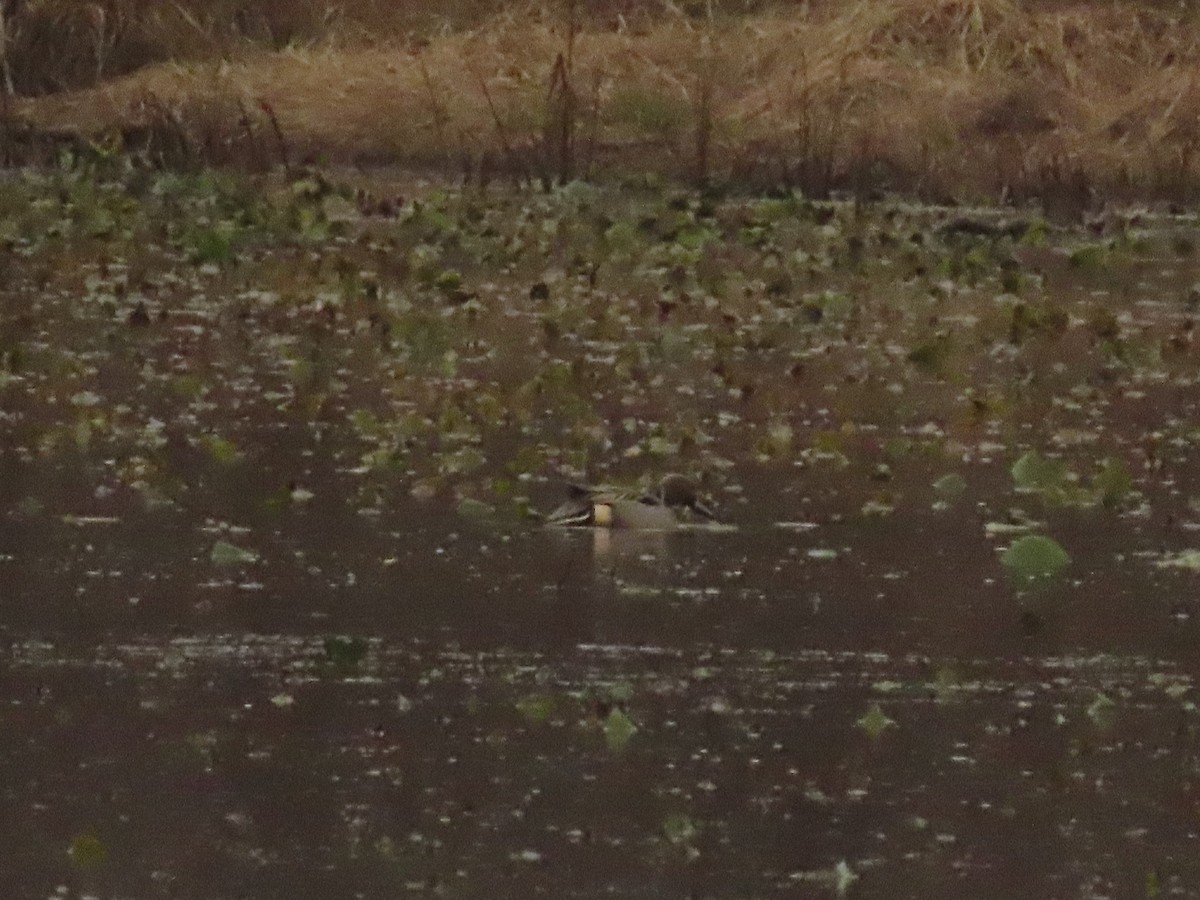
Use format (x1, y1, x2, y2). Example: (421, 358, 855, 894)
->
(545, 474, 717, 529)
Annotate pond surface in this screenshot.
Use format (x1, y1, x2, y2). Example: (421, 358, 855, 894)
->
(2, 166, 1200, 897)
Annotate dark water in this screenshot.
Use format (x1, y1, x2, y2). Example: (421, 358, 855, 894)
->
(3, 176, 1200, 897)
(4, 506, 1200, 898)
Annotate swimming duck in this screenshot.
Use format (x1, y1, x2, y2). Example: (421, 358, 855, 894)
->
(545, 474, 717, 529)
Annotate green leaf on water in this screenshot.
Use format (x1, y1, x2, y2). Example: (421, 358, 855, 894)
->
(603, 220, 638, 255)
(1001, 534, 1070, 583)
(188, 225, 235, 265)
(323, 635, 367, 669)
(1011, 450, 1068, 493)
(210, 540, 257, 566)
(646, 434, 679, 456)
(764, 418, 794, 456)
(434, 269, 462, 294)
(663, 812, 700, 846)
(1069, 243, 1108, 269)
(932, 473, 967, 504)
(606, 682, 635, 704)
(675, 223, 718, 250)
(68, 831, 107, 868)
(456, 497, 496, 520)
(906, 335, 952, 373)
(1092, 456, 1132, 507)
(1087, 691, 1116, 730)
(857, 703, 895, 738)
(933, 666, 961, 703)
(603, 707, 637, 751)
(515, 693, 556, 724)
(201, 433, 240, 464)
(439, 446, 486, 476)
(1147, 867, 1162, 899)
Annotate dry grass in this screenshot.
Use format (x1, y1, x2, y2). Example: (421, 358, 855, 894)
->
(11, 0, 1200, 203)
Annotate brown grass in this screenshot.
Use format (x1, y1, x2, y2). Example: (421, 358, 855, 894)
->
(11, 0, 1200, 203)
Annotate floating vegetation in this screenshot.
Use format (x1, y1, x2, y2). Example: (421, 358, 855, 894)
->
(68, 831, 108, 869)
(1001, 534, 1071, 585)
(932, 473, 967, 507)
(1, 158, 1192, 540)
(514, 693, 557, 724)
(210, 540, 258, 566)
(322, 636, 368, 669)
(602, 707, 638, 752)
(857, 703, 896, 739)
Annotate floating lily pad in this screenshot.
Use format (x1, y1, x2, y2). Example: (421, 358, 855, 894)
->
(1001, 534, 1070, 584)
(932, 473, 967, 505)
(515, 693, 556, 724)
(1092, 457, 1132, 508)
(907, 335, 952, 373)
(210, 540, 257, 566)
(603, 707, 637, 751)
(1069, 243, 1108, 269)
(857, 703, 895, 738)
(68, 831, 107, 868)
(201, 433, 240, 464)
(188, 225, 235, 265)
(1087, 691, 1116, 730)
(323, 635, 367, 669)
(1011, 450, 1068, 493)
(663, 812, 700, 846)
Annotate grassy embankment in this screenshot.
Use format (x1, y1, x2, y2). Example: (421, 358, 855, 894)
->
(6, 0, 1200, 207)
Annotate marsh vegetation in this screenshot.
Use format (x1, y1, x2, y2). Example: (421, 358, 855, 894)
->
(8, 0, 1200, 203)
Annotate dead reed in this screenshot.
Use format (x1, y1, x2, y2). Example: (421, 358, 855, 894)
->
(12, 1, 1200, 204)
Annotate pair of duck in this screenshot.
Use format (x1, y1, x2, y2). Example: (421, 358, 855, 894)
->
(545, 474, 717, 530)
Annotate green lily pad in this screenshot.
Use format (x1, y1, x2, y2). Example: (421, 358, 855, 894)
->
(188, 225, 235, 265)
(69, 831, 107, 868)
(201, 433, 240, 464)
(603, 707, 637, 752)
(439, 446, 486, 476)
(1011, 450, 1068, 493)
(1069, 243, 1108, 269)
(663, 812, 700, 846)
(932, 473, 967, 504)
(1087, 691, 1116, 730)
(1001, 534, 1070, 583)
(434, 269, 463, 293)
(323, 635, 368, 669)
(857, 703, 895, 738)
(515, 693, 556, 724)
(210, 540, 257, 566)
(1092, 457, 1132, 507)
(907, 335, 952, 373)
